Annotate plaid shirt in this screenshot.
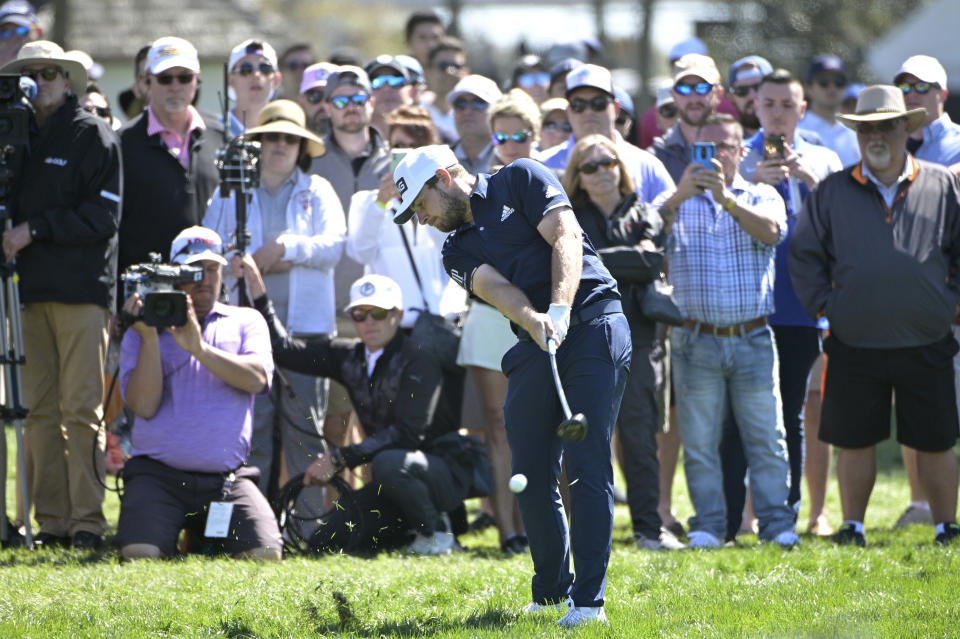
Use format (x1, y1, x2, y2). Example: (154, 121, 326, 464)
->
(654, 174, 786, 326)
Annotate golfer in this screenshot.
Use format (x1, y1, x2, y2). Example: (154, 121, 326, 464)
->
(393, 146, 631, 627)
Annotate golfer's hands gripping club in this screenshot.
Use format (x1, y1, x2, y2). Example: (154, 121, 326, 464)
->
(547, 303, 570, 345)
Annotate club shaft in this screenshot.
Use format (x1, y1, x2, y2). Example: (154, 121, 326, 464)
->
(548, 349, 573, 420)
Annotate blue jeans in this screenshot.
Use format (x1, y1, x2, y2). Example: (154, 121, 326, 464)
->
(671, 325, 795, 540)
(502, 312, 631, 608)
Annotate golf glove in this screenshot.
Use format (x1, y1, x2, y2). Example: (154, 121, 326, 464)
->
(547, 303, 571, 345)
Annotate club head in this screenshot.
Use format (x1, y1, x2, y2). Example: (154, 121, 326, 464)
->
(557, 413, 588, 441)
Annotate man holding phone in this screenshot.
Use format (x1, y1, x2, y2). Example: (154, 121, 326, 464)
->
(655, 113, 798, 549)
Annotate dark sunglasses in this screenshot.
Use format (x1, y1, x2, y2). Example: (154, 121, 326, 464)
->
(154, 72, 196, 85)
(371, 75, 406, 90)
(83, 105, 112, 119)
(350, 307, 390, 322)
(517, 72, 550, 89)
(492, 131, 531, 145)
(435, 60, 465, 73)
(569, 95, 613, 113)
(856, 119, 905, 135)
(579, 157, 618, 174)
(21, 67, 62, 82)
(658, 104, 678, 118)
(542, 120, 572, 133)
(815, 78, 846, 89)
(453, 97, 487, 112)
(674, 82, 713, 96)
(898, 81, 936, 95)
(234, 62, 275, 77)
(283, 60, 312, 72)
(731, 83, 760, 97)
(0, 25, 29, 40)
(329, 94, 370, 109)
(262, 132, 301, 145)
(304, 89, 324, 104)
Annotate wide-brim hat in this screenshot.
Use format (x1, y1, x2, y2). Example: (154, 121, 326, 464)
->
(837, 85, 927, 133)
(242, 99, 325, 157)
(0, 40, 87, 96)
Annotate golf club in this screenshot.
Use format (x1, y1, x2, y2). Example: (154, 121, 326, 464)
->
(547, 338, 588, 441)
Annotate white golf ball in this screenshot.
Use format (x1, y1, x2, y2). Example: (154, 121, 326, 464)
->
(509, 473, 528, 493)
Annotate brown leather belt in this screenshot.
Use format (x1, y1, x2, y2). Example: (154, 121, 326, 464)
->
(682, 317, 767, 337)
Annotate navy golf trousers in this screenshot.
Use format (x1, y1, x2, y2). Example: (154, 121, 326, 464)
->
(501, 311, 631, 608)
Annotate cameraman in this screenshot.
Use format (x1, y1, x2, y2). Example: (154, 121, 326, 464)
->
(236, 257, 475, 555)
(115, 227, 282, 560)
(0, 41, 120, 549)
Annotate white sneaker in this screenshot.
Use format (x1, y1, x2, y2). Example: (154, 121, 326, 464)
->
(523, 596, 573, 614)
(556, 604, 607, 627)
(659, 528, 687, 550)
(773, 530, 800, 548)
(406, 531, 455, 556)
(687, 530, 722, 549)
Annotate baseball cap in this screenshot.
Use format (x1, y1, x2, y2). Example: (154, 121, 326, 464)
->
(655, 84, 675, 108)
(364, 54, 410, 81)
(323, 65, 371, 97)
(392, 144, 458, 224)
(565, 63, 613, 97)
(668, 37, 707, 62)
(729, 55, 773, 86)
(228, 39, 278, 73)
(807, 54, 846, 83)
(446, 74, 502, 106)
(895, 55, 947, 91)
(613, 86, 634, 120)
(0, 0, 37, 27)
(548, 58, 583, 87)
(170, 226, 227, 266)
(345, 274, 403, 311)
(395, 54, 424, 84)
(299, 61, 338, 94)
(673, 54, 721, 85)
(147, 36, 200, 75)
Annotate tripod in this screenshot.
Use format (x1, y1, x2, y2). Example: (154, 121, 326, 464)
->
(0, 204, 32, 549)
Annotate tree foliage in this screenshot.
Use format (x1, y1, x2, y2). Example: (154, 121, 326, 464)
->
(702, 0, 927, 83)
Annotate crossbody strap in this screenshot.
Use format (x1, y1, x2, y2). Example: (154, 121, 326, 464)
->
(397, 224, 431, 314)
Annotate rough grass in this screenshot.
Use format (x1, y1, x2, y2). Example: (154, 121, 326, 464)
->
(3, 429, 959, 638)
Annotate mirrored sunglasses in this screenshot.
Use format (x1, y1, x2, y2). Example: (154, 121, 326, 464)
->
(579, 157, 618, 174)
(350, 307, 390, 322)
(371, 75, 407, 90)
(542, 120, 572, 133)
(492, 131, 531, 145)
(517, 72, 550, 89)
(898, 81, 936, 95)
(674, 82, 713, 96)
(0, 25, 29, 40)
(329, 94, 370, 109)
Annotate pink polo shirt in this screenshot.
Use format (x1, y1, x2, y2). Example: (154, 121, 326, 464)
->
(147, 105, 206, 170)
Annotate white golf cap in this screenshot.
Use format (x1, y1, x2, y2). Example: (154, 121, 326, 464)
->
(565, 63, 614, 97)
(392, 144, 458, 224)
(895, 55, 947, 91)
(148, 36, 200, 75)
(345, 274, 403, 311)
(170, 226, 227, 266)
(228, 39, 278, 72)
(446, 74, 502, 106)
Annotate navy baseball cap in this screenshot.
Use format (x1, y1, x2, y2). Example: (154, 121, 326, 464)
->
(807, 54, 847, 83)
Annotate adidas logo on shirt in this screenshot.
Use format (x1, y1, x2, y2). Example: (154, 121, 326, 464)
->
(501, 205, 515, 222)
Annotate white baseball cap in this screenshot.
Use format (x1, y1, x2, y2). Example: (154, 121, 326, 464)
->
(148, 36, 200, 75)
(228, 39, 278, 73)
(345, 274, 403, 311)
(446, 74, 502, 107)
(170, 226, 227, 266)
(565, 63, 614, 97)
(895, 55, 947, 91)
(392, 144, 458, 224)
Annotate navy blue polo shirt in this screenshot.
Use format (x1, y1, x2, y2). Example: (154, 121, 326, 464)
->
(442, 159, 618, 314)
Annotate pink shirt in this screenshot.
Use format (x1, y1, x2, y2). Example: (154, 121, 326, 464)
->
(147, 105, 206, 170)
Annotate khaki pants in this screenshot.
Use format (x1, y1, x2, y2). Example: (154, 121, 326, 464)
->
(23, 302, 108, 536)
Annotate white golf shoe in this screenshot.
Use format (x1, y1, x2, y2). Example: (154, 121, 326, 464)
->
(523, 596, 573, 614)
(406, 530, 455, 556)
(556, 603, 607, 627)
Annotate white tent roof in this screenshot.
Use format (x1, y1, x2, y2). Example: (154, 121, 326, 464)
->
(867, 0, 960, 88)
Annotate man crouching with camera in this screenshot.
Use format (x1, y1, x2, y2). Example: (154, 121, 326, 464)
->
(114, 226, 282, 561)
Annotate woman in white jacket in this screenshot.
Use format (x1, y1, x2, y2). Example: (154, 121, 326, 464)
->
(203, 100, 345, 526)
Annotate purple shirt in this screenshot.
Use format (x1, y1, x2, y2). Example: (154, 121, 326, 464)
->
(119, 302, 274, 472)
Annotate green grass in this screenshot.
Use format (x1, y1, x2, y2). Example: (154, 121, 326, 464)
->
(2, 428, 959, 638)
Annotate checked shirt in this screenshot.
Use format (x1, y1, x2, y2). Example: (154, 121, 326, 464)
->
(654, 174, 786, 326)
